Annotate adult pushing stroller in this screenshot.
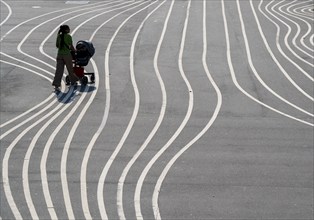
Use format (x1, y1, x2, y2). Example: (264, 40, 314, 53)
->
(66, 40, 95, 85)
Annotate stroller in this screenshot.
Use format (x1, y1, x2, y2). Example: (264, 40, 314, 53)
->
(67, 40, 95, 85)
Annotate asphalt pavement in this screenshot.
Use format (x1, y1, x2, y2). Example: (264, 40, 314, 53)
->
(0, 0, 313, 219)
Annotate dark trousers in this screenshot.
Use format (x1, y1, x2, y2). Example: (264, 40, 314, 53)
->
(52, 54, 78, 87)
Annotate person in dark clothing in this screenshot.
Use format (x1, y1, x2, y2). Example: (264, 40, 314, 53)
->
(52, 25, 78, 90)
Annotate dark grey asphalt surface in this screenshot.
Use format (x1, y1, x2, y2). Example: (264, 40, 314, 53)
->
(1, 0, 313, 220)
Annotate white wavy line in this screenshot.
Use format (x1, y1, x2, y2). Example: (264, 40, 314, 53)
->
(17, 0, 124, 69)
(260, 0, 314, 82)
(22, 89, 76, 219)
(291, 1, 314, 20)
(7, 2, 116, 219)
(134, 1, 175, 219)
(0, 1, 106, 42)
(1, 58, 72, 219)
(0, 58, 56, 129)
(75, 1, 145, 219)
(240, 0, 314, 115)
(0, 0, 12, 26)
(0, 60, 59, 139)
(116, 2, 166, 220)
(278, 0, 314, 57)
(222, 0, 313, 128)
(2, 89, 71, 219)
(136, 0, 196, 219)
(96, 1, 156, 219)
(23, 4, 115, 212)
(33, 1, 136, 218)
(0, 52, 54, 76)
(39, 0, 131, 61)
(40, 90, 82, 220)
(60, 85, 95, 219)
(2, 0, 132, 218)
(286, 0, 314, 53)
(20, 6, 105, 218)
(152, 0, 222, 218)
(266, 0, 314, 68)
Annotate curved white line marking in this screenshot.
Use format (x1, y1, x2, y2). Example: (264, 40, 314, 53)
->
(39, 0, 131, 61)
(0, 60, 58, 139)
(260, 0, 314, 82)
(134, 1, 175, 219)
(32, 2, 137, 218)
(0, 1, 106, 42)
(23, 90, 75, 219)
(116, 2, 166, 220)
(278, 0, 314, 57)
(60, 74, 99, 219)
(238, 1, 314, 114)
(96, 1, 156, 219)
(2, 89, 69, 219)
(18, 0, 125, 70)
(136, 0, 196, 219)
(78, 1, 145, 219)
(286, 1, 314, 53)
(265, 0, 314, 68)
(10, 3, 115, 217)
(221, 0, 313, 127)
(0, 58, 55, 129)
(0, 0, 12, 26)
(1, 1, 117, 218)
(153, 0, 223, 218)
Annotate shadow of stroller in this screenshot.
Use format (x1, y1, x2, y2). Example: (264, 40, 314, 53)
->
(54, 84, 96, 104)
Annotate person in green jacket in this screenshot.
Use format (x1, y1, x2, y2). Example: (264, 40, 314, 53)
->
(52, 25, 78, 90)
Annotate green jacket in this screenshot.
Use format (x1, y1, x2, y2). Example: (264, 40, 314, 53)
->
(56, 33, 73, 55)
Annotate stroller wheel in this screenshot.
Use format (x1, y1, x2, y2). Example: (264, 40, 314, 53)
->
(81, 76, 88, 85)
(65, 76, 70, 85)
(90, 74, 95, 83)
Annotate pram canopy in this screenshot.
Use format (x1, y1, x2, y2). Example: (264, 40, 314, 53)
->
(75, 40, 95, 66)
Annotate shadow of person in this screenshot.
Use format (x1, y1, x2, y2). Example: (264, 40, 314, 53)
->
(54, 84, 96, 103)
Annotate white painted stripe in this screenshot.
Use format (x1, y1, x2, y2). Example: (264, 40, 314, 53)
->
(278, 0, 314, 57)
(221, 0, 313, 127)
(60, 86, 93, 220)
(0, 0, 12, 26)
(134, 1, 175, 219)
(1, 1, 129, 218)
(277, 1, 314, 58)
(36, 2, 131, 217)
(18, 0, 120, 68)
(0, 1, 105, 42)
(263, 0, 314, 74)
(76, 1, 143, 219)
(260, 0, 314, 85)
(18, 2, 121, 217)
(238, 0, 314, 115)
(23, 90, 75, 220)
(40, 0, 128, 60)
(0, 60, 58, 140)
(40, 87, 79, 220)
(152, 1, 223, 218)
(96, 1, 155, 219)
(116, 2, 166, 220)
(137, 0, 196, 219)
(287, 0, 314, 53)
(2, 94, 65, 220)
(66, 1, 90, 4)
(293, 1, 314, 19)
